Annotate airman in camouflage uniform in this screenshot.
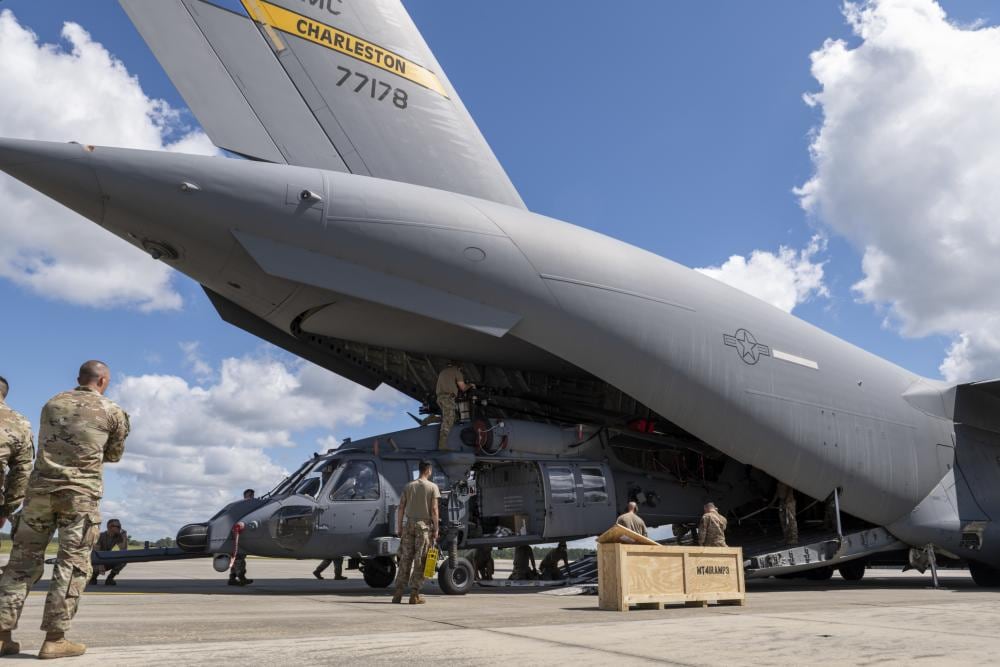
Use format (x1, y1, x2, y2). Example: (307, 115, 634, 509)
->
(435, 362, 474, 451)
(697, 502, 728, 547)
(0, 377, 35, 548)
(392, 461, 440, 604)
(774, 481, 799, 545)
(0, 361, 129, 660)
(539, 541, 569, 580)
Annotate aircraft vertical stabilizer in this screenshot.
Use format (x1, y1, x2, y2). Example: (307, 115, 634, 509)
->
(120, 0, 525, 208)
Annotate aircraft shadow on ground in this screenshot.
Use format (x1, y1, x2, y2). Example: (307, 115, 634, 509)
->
(19, 576, 985, 599)
(33, 579, 571, 597)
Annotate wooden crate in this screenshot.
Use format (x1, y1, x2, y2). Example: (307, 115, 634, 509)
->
(596, 527, 745, 611)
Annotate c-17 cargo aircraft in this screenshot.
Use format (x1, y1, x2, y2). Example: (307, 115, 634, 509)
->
(4, 0, 1000, 588)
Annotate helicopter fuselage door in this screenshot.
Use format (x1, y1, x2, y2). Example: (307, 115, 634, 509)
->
(318, 459, 385, 554)
(542, 462, 616, 539)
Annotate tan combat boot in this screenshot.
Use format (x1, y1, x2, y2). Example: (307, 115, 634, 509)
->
(0, 630, 19, 656)
(408, 592, 425, 605)
(38, 632, 86, 660)
(391, 589, 403, 604)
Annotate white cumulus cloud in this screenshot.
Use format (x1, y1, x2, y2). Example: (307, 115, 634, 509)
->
(696, 236, 829, 313)
(0, 10, 216, 312)
(798, 0, 1000, 382)
(106, 351, 409, 538)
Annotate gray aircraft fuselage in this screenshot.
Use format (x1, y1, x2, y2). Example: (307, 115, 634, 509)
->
(0, 139, 991, 572)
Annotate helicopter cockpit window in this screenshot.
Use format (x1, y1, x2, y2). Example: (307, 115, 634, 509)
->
(330, 461, 380, 501)
(547, 466, 576, 504)
(580, 466, 608, 504)
(290, 459, 337, 499)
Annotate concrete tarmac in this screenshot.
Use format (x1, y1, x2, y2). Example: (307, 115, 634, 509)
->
(1, 558, 997, 665)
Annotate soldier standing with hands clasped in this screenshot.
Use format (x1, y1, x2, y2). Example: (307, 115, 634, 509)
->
(0, 361, 129, 659)
(392, 460, 440, 604)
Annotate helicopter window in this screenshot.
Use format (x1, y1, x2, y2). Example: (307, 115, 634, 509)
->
(331, 461, 380, 501)
(273, 458, 316, 495)
(408, 461, 449, 489)
(547, 466, 576, 504)
(295, 476, 321, 497)
(289, 458, 337, 498)
(580, 466, 607, 504)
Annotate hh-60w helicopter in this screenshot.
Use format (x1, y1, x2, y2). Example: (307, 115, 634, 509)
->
(154, 393, 766, 594)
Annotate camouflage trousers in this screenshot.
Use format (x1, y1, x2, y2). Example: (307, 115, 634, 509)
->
(0, 490, 99, 633)
(394, 521, 432, 594)
(437, 394, 457, 450)
(230, 554, 247, 580)
(779, 502, 799, 545)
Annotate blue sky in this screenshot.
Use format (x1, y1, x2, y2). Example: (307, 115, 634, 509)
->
(1, 0, 999, 537)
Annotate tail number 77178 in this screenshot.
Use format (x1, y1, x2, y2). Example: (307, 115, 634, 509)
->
(336, 66, 408, 109)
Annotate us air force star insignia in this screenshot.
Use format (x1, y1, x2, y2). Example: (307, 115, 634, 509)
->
(723, 329, 771, 365)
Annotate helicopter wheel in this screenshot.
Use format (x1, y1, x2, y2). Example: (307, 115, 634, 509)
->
(970, 561, 1000, 587)
(837, 560, 866, 582)
(438, 556, 475, 595)
(361, 557, 396, 588)
(804, 566, 834, 581)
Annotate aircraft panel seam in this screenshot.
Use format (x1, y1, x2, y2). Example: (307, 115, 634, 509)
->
(540, 274, 695, 312)
(745, 390, 917, 429)
(182, 0, 289, 165)
(273, 38, 372, 176)
(325, 215, 507, 238)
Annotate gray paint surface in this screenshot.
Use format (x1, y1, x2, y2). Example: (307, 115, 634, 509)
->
(1, 0, 997, 576)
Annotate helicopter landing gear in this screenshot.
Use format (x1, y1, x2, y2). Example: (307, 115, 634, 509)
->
(361, 556, 396, 588)
(438, 556, 475, 595)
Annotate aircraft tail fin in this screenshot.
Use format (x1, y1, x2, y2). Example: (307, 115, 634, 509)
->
(120, 0, 524, 208)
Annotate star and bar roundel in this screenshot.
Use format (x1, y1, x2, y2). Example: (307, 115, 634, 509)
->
(723, 329, 771, 365)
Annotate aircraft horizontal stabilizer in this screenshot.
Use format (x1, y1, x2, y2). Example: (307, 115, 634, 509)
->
(232, 231, 522, 338)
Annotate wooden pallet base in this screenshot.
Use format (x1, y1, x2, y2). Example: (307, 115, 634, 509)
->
(622, 598, 746, 612)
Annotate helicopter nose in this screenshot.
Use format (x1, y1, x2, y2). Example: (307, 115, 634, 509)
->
(0, 138, 106, 224)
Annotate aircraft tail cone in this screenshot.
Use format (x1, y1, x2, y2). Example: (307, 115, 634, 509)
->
(0, 138, 106, 224)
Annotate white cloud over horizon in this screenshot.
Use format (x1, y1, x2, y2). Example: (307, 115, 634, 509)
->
(107, 351, 410, 538)
(696, 235, 829, 313)
(0, 10, 216, 312)
(798, 0, 1000, 382)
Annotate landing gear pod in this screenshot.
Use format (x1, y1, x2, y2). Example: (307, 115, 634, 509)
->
(438, 556, 475, 595)
(212, 554, 231, 573)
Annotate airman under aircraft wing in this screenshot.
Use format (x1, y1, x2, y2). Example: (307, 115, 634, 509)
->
(119, 0, 524, 208)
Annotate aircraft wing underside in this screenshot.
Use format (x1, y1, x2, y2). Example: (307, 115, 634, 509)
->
(120, 0, 524, 208)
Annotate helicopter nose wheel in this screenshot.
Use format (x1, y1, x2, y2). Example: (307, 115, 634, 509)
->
(438, 556, 475, 595)
(361, 556, 397, 588)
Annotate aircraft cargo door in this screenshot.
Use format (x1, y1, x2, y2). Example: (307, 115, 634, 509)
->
(542, 463, 615, 539)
